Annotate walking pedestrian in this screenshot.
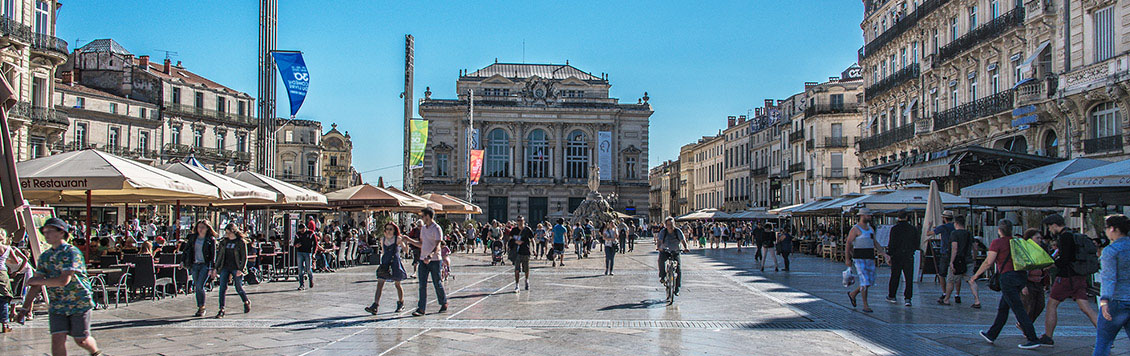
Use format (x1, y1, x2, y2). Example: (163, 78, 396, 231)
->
(846, 208, 885, 313)
(1041, 213, 1099, 346)
(604, 221, 618, 275)
(572, 222, 585, 259)
(1019, 228, 1049, 321)
(617, 219, 628, 254)
(753, 222, 765, 262)
(886, 212, 919, 306)
(211, 224, 251, 318)
(552, 218, 567, 267)
(1094, 214, 1130, 356)
(939, 216, 973, 305)
(776, 227, 793, 272)
(365, 222, 408, 314)
(294, 223, 316, 290)
(181, 220, 218, 317)
(16, 218, 104, 356)
(410, 207, 448, 316)
(927, 210, 956, 302)
(759, 224, 779, 272)
(628, 221, 638, 252)
(534, 223, 547, 259)
(968, 219, 1042, 349)
(0, 233, 28, 333)
(509, 216, 534, 292)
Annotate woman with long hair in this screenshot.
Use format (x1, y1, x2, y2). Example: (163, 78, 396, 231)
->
(603, 221, 618, 276)
(211, 224, 250, 318)
(181, 220, 218, 317)
(968, 219, 1041, 349)
(365, 222, 408, 314)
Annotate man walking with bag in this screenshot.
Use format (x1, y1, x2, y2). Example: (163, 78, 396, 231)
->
(886, 212, 919, 306)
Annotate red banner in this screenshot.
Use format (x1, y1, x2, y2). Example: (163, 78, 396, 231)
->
(469, 150, 484, 185)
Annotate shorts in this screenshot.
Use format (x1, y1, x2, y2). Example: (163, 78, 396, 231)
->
(513, 255, 530, 273)
(1049, 275, 1090, 301)
(552, 243, 565, 253)
(946, 271, 967, 284)
(853, 259, 876, 287)
(49, 310, 92, 338)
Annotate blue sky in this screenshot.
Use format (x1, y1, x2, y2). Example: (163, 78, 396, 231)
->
(58, 1, 863, 184)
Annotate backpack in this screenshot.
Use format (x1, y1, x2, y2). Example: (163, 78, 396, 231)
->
(1071, 233, 1100, 275)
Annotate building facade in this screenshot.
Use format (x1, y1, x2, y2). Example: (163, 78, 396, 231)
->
(3, 0, 69, 161)
(648, 160, 681, 221)
(321, 123, 361, 192)
(796, 70, 866, 201)
(418, 62, 652, 224)
(276, 118, 326, 192)
(722, 115, 751, 211)
(690, 134, 723, 210)
(54, 76, 162, 162)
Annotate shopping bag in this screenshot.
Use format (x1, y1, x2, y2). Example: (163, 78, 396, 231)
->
(1011, 238, 1054, 271)
(842, 267, 856, 287)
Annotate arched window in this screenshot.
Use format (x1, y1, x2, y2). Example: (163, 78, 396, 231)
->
(1091, 102, 1120, 139)
(485, 129, 510, 177)
(525, 129, 549, 178)
(1042, 130, 1058, 158)
(565, 130, 589, 179)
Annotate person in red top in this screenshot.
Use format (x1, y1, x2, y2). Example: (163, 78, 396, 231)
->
(969, 219, 1042, 349)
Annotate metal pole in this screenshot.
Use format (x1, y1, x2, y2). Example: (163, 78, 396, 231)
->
(466, 89, 474, 220)
(402, 34, 414, 192)
(85, 190, 92, 240)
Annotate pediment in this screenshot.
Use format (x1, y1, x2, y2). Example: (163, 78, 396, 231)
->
(560, 77, 588, 86)
(483, 75, 514, 84)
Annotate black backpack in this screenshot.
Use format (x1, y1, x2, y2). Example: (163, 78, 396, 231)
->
(1071, 233, 1100, 275)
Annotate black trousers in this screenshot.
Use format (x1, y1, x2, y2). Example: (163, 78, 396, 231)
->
(888, 253, 915, 300)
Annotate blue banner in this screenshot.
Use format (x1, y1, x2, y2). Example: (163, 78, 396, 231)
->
(271, 51, 309, 117)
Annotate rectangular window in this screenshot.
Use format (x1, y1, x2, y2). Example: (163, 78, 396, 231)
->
(75, 97, 84, 108)
(830, 94, 844, 109)
(194, 92, 204, 108)
(108, 127, 120, 147)
(911, 41, 918, 63)
(172, 87, 181, 104)
(31, 77, 44, 107)
(951, 86, 959, 108)
(969, 74, 977, 101)
(193, 128, 203, 147)
(1014, 55, 1024, 84)
(991, 69, 1000, 94)
(436, 153, 449, 177)
(307, 160, 317, 177)
(29, 136, 43, 158)
(34, 1, 48, 34)
(900, 48, 907, 69)
(238, 101, 246, 116)
(109, 102, 118, 114)
(625, 156, 637, 179)
(170, 126, 181, 146)
(968, 6, 977, 30)
(216, 134, 224, 151)
(138, 132, 149, 154)
(2, 0, 13, 19)
(831, 183, 843, 198)
(236, 134, 246, 152)
(75, 123, 87, 146)
(991, 0, 1000, 18)
(1095, 6, 1115, 63)
(217, 97, 226, 113)
(950, 17, 958, 41)
(488, 196, 509, 223)
(329, 177, 337, 189)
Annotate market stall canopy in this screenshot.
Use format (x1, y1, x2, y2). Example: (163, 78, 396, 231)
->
(1051, 157, 1130, 206)
(17, 149, 219, 204)
(960, 158, 1110, 207)
(160, 163, 277, 205)
(420, 193, 483, 214)
(849, 183, 968, 211)
(385, 186, 444, 211)
(675, 208, 731, 221)
(226, 171, 327, 206)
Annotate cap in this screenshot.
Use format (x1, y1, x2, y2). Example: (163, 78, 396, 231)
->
(857, 208, 873, 216)
(942, 210, 954, 218)
(40, 218, 71, 233)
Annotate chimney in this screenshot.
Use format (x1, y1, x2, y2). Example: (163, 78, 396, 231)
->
(175, 61, 183, 68)
(727, 115, 736, 128)
(829, 76, 839, 82)
(138, 55, 149, 69)
(163, 58, 171, 74)
(804, 81, 818, 90)
(764, 99, 774, 108)
(60, 71, 74, 85)
(738, 115, 747, 124)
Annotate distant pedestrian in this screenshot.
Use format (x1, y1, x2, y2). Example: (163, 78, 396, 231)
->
(552, 219, 567, 267)
(969, 219, 1041, 349)
(509, 216, 534, 292)
(294, 223, 316, 290)
(604, 221, 618, 275)
(759, 224, 779, 272)
(366, 222, 408, 315)
(776, 226, 793, 271)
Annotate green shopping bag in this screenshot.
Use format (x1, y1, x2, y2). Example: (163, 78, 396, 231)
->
(1011, 238, 1054, 271)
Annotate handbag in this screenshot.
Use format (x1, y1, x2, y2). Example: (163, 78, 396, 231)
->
(1010, 238, 1054, 271)
(988, 270, 1001, 292)
(376, 263, 392, 279)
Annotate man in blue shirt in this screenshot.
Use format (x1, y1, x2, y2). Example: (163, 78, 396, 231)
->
(927, 210, 956, 303)
(551, 218, 567, 267)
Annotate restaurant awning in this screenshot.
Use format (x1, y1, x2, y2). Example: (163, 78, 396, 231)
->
(850, 182, 969, 211)
(1051, 157, 1130, 206)
(226, 171, 327, 207)
(675, 208, 731, 221)
(961, 158, 1111, 207)
(420, 193, 482, 215)
(160, 163, 278, 205)
(17, 149, 219, 204)
(768, 203, 806, 215)
(385, 186, 444, 211)
(872, 146, 1059, 183)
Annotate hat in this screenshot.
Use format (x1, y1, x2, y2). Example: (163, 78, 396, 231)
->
(40, 218, 71, 233)
(857, 208, 873, 216)
(942, 210, 954, 218)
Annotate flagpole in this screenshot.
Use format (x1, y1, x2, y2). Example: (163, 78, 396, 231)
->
(466, 89, 474, 221)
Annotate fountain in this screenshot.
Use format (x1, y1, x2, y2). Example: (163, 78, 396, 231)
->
(569, 165, 620, 226)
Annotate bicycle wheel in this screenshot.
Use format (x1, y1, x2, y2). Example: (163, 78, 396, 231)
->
(665, 261, 676, 305)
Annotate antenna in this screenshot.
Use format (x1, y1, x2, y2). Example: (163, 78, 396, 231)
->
(522, 40, 525, 64)
(154, 49, 179, 60)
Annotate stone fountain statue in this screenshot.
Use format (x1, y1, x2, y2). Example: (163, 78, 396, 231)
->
(570, 165, 619, 226)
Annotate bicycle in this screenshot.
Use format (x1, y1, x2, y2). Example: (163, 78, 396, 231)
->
(664, 258, 679, 305)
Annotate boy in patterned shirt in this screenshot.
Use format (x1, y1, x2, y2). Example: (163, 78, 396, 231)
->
(17, 218, 103, 356)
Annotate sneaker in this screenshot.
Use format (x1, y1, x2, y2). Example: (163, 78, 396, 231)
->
(364, 304, 379, 315)
(514, 285, 520, 292)
(1018, 341, 1040, 349)
(412, 309, 425, 316)
(524, 281, 529, 290)
(979, 331, 995, 344)
(885, 297, 897, 304)
(954, 296, 962, 304)
(1037, 335, 1054, 347)
(904, 299, 912, 307)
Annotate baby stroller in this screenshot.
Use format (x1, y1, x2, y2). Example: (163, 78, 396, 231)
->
(490, 239, 505, 265)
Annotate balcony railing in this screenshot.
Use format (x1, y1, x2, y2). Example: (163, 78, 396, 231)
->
(788, 162, 805, 174)
(751, 166, 768, 176)
(805, 103, 860, 117)
(859, 124, 914, 152)
(859, 0, 950, 60)
(1083, 135, 1124, 155)
(278, 174, 327, 186)
(865, 63, 919, 101)
(805, 139, 814, 151)
(1015, 75, 1059, 106)
(936, 6, 1024, 65)
(0, 16, 31, 44)
(788, 129, 805, 143)
(162, 143, 252, 163)
(823, 167, 854, 179)
(933, 89, 1014, 130)
(12, 102, 68, 126)
(30, 33, 67, 57)
(163, 102, 257, 127)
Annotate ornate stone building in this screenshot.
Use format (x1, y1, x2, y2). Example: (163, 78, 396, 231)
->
(689, 134, 723, 210)
(722, 115, 751, 211)
(418, 62, 653, 224)
(321, 123, 360, 191)
(649, 160, 681, 221)
(54, 76, 161, 162)
(3, 0, 69, 161)
(276, 118, 326, 192)
(795, 71, 867, 202)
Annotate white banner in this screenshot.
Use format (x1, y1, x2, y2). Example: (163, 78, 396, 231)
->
(598, 131, 612, 181)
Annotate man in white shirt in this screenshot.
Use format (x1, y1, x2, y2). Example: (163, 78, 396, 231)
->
(411, 207, 448, 316)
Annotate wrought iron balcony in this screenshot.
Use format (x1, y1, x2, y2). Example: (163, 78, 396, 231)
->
(788, 162, 805, 174)
(788, 129, 805, 143)
(805, 103, 860, 117)
(30, 33, 67, 58)
(1083, 135, 1124, 155)
(278, 174, 327, 186)
(163, 102, 257, 127)
(12, 102, 68, 126)
(0, 16, 31, 44)
(751, 166, 768, 176)
(1015, 75, 1058, 106)
(823, 167, 859, 179)
(865, 63, 919, 101)
(936, 6, 1024, 65)
(858, 124, 914, 152)
(823, 136, 852, 148)
(162, 143, 252, 163)
(859, 0, 950, 60)
(933, 89, 1014, 130)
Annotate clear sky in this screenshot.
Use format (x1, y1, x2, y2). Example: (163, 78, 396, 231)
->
(58, 0, 864, 185)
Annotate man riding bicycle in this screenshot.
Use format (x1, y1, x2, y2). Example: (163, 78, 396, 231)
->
(657, 217, 690, 296)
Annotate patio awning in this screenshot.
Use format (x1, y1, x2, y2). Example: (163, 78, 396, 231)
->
(226, 171, 327, 206)
(850, 183, 969, 211)
(161, 163, 278, 205)
(961, 158, 1111, 207)
(420, 193, 483, 214)
(1051, 157, 1130, 206)
(17, 149, 219, 204)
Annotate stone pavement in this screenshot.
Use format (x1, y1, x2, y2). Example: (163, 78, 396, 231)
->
(1, 241, 1124, 355)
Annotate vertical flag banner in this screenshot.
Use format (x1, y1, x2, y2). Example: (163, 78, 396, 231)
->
(271, 51, 309, 117)
(598, 131, 612, 180)
(409, 119, 429, 168)
(469, 149, 484, 185)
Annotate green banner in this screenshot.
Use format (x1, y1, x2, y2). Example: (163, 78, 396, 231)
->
(409, 119, 428, 168)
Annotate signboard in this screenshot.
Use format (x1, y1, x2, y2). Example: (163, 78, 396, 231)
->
(409, 119, 428, 168)
(1012, 105, 1037, 117)
(23, 206, 55, 257)
(1011, 114, 1038, 127)
(598, 131, 612, 181)
(469, 149, 484, 185)
(20, 177, 122, 191)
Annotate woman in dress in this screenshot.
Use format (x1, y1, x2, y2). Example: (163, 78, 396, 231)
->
(366, 222, 408, 314)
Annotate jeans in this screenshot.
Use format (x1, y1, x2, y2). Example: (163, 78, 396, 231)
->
(1095, 300, 1130, 356)
(888, 253, 914, 300)
(0, 296, 10, 323)
(574, 240, 583, 256)
(780, 251, 791, 270)
(217, 268, 248, 310)
(987, 271, 1039, 342)
(296, 252, 313, 287)
(417, 260, 447, 312)
(618, 237, 626, 253)
(189, 263, 210, 308)
(658, 250, 682, 292)
(604, 246, 616, 273)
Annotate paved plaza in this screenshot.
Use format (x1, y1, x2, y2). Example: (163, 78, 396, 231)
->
(1, 243, 1123, 356)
